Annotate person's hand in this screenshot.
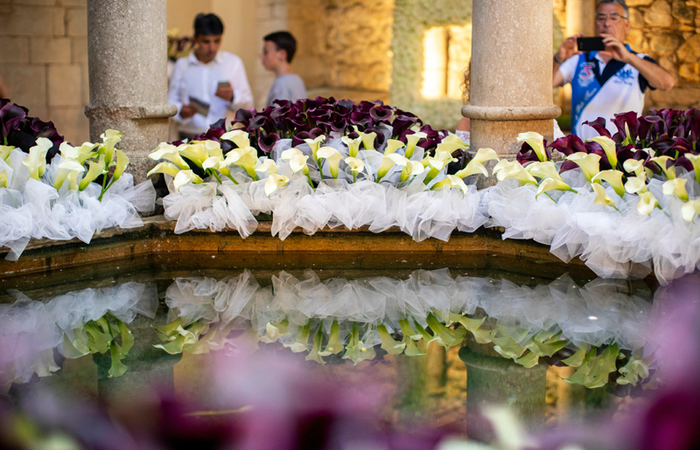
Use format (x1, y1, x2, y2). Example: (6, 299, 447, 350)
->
(600, 33, 631, 63)
(215, 84, 234, 102)
(556, 34, 582, 63)
(180, 104, 196, 119)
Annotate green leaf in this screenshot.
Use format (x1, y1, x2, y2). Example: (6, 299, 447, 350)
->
(426, 314, 466, 348)
(117, 319, 134, 356)
(515, 351, 539, 368)
(108, 342, 128, 378)
(377, 324, 406, 355)
(561, 344, 589, 367)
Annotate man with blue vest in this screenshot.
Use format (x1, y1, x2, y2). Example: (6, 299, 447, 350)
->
(553, 0, 674, 140)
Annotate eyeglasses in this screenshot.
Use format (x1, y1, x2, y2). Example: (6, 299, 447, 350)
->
(595, 13, 628, 23)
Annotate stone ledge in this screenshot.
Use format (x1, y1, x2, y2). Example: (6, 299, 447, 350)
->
(0, 215, 596, 280)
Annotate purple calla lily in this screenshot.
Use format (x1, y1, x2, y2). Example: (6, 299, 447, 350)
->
(257, 132, 280, 154)
(582, 117, 612, 138)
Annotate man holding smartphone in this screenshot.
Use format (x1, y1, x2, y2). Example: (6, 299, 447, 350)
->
(168, 13, 253, 139)
(552, 0, 674, 140)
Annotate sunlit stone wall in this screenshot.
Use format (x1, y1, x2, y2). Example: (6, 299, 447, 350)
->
(287, 0, 394, 102)
(627, 0, 700, 110)
(0, 0, 89, 144)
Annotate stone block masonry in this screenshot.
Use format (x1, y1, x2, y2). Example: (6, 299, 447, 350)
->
(0, 0, 89, 144)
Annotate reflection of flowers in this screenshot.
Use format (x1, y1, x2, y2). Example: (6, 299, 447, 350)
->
(152, 269, 653, 387)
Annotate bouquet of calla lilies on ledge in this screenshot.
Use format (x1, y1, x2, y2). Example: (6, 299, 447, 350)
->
(0, 99, 155, 261)
(149, 100, 700, 284)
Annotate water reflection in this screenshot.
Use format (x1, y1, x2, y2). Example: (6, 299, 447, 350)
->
(1, 270, 654, 392)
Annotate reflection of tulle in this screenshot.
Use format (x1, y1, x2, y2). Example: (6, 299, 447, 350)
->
(161, 269, 653, 353)
(0, 282, 156, 387)
(1, 151, 156, 260)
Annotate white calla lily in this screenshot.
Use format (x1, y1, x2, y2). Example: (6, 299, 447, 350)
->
(383, 139, 405, 155)
(221, 129, 251, 149)
(517, 131, 547, 162)
(317, 146, 343, 179)
(536, 178, 574, 199)
(471, 147, 499, 164)
(587, 136, 618, 169)
(591, 169, 625, 197)
(432, 174, 469, 195)
(112, 150, 129, 182)
(54, 159, 86, 191)
(23, 137, 52, 180)
(404, 131, 427, 159)
(492, 159, 537, 185)
(59, 141, 80, 160)
(377, 153, 408, 181)
(281, 148, 310, 175)
(662, 178, 689, 201)
(566, 152, 601, 182)
(591, 183, 616, 208)
(147, 162, 181, 178)
(255, 158, 278, 175)
(637, 191, 659, 216)
(222, 147, 259, 180)
(304, 135, 327, 161)
(341, 135, 362, 158)
(149, 143, 190, 169)
(264, 173, 289, 196)
(624, 176, 647, 194)
(179, 142, 209, 168)
(0, 145, 13, 161)
(623, 158, 645, 177)
(353, 128, 376, 151)
(685, 154, 700, 184)
(0, 170, 7, 188)
(526, 161, 563, 182)
(173, 170, 203, 191)
(681, 199, 700, 222)
(203, 139, 223, 159)
(345, 156, 365, 182)
(79, 155, 107, 190)
(650, 155, 676, 180)
(400, 159, 425, 182)
(454, 161, 487, 179)
(100, 129, 122, 166)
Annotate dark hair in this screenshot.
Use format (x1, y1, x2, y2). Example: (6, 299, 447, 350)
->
(264, 31, 297, 63)
(596, 0, 629, 18)
(194, 13, 224, 37)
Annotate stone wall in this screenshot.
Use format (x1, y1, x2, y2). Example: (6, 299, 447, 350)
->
(626, 0, 700, 110)
(287, 0, 394, 101)
(0, 0, 89, 144)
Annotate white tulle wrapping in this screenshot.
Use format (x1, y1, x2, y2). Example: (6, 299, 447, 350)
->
(0, 282, 156, 386)
(484, 168, 700, 283)
(1, 151, 156, 260)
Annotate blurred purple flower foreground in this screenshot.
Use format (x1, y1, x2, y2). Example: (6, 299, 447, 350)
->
(0, 351, 450, 450)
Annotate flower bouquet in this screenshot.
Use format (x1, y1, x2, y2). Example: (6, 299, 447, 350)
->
(487, 109, 700, 283)
(149, 97, 496, 241)
(0, 100, 156, 260)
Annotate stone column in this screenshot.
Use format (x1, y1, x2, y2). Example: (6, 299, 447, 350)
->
(85, 0, 177, 183)
(462, 0, 561, 159)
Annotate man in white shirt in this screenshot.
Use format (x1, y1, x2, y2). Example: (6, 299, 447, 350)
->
(168, 13, 254, 138)
(552, 0, 674, 140)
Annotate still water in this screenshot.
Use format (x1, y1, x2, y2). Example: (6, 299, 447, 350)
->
(0, 251, 668, 446)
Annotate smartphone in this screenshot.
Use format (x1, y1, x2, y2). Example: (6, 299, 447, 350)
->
(577, 36, 606, 52)
(217, 81, 231, 89)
